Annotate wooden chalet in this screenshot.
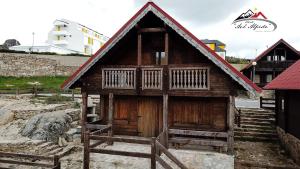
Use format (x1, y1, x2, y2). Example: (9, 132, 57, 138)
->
(264, 60, 300, 164)
(241, 39, 300, 87)
(62, 2, 260, 153)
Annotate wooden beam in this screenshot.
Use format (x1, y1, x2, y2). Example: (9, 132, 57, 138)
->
(168, 129, 228, 138)
(155, 141, 188, 169)
(83, 131, 90, 169)
(155, 155, 172, 169)
(164, 32, 169, 65)
(163, 94, 169, 148)
(138, 27, 166, 33)
(0, 152, 53, 160)
(227, 95, 234, 154)
(108, 93, 114, 145)
(169, 137, 227, 147)
(90, 149, 151, 158)
(85, 124, 111, 130)
(0, 159, 54, 168)
(81, 91, 88, 143)
(137, 33, 142, 65)
(151, 137, 156, 169)
(89, 135, 151, 144)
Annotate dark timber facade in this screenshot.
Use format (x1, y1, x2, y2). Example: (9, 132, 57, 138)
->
(62, 2, 260, 153)
(241, 39, 300, 87)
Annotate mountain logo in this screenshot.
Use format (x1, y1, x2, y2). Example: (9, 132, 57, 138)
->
(233, 9, 277, 32)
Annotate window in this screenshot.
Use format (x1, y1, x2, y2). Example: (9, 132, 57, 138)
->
(155, 52, 167, 65)
(82, 28, 88, 33)
(88, 37, 94, 45)
(266, 74, 273, 83)
(56, 26, 61, 31)
(84, 47, 88, 54)
(281, 56, 286, 61)
(273, 55, 278, 61)
(254, 74, 260, 84)
(267, 55, 272, 61)
(57, 36, 60, 41)
(281, 98, 285, 112)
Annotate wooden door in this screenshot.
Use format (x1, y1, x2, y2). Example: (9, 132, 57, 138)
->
(137, 97, 162, 137)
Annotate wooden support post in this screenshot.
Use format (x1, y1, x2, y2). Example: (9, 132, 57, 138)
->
(108, 93, 114, 145)
(137, 33, 142, 65)
(151, 137, 156, 169)
(81, 91, 88, 143)
(99, 95, 105, 120)
(53, 155, 61, 169)
(164, 32, 169, 65)
(227, 95, 234, 154)
(71, 89, 75, 101)
(163, 94, 169, 149)
(260, 96, 263, 108)
(83, 130, 90, 169)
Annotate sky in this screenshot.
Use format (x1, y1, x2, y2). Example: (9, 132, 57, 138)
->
(1, 0, 300, 59)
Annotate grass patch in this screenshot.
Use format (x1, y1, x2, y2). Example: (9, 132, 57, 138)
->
(0, 76, 68, 91)
(45, 94, 72, 104)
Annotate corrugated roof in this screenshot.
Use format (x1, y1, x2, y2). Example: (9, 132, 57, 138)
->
(61, 2, 261, 95)
(264, 60, 300, 90)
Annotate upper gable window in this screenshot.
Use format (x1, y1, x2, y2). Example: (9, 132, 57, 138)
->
(267, 55, 272, 61)
(155, 51, 167, 65)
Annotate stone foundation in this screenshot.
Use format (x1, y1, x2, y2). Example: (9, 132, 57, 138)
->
(277, 127, 300, 165)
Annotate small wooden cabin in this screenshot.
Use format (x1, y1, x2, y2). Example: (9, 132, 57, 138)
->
(241, 39, 300, 87)
(265, 60, 300, 164)
(62, 2, 260, 152)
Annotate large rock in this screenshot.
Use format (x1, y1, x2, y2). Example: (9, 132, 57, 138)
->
(0, 108, 14, 125)
(21, 109, 80, 142)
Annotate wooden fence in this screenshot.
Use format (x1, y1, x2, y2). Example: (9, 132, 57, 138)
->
(0, 152, 60, 169)
(260, 97, 275, 109)
(83, 124, 188, 169)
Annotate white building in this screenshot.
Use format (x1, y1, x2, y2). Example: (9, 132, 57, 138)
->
(10, 19, 109, 55)
(47, 19, 109, 55)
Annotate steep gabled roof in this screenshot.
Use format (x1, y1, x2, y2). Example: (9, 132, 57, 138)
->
(264, 60, 300, 90)
(61, 2, 261, 95)
(241, 39, 300, 72)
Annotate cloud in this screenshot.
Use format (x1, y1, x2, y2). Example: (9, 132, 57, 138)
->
(134, 0, 246, 25)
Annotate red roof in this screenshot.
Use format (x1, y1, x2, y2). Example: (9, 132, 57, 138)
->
(241, 39, 300, 72)
(264, 60, 300, 90)
(61, 2, 261, 94)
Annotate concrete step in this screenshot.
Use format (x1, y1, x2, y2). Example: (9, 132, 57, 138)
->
(241, 117, 275, 122)
(234, 131, 277, 138)
(235, 127, 276, 134)
(235, 135, 278, 142)
(241, 120, 275, 126)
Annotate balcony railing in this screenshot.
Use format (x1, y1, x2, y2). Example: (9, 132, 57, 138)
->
(141, 68, 163, 90)
(101, 66, 209, 91)
(102, 68, 136, 89)
(169, 67, 209, 90)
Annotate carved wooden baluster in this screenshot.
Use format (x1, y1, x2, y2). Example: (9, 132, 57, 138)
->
(183, 70, 186, 88)
(187, 70, 190, 89)
(199, 69, 202, 88)
(191, 69, 194, 89)
(195, 70, 198, 89)
(148, 71, 151, 89)
(154, 70, 157, 88)
(176, 70, 180, 89)
(203, 69, 207, 88)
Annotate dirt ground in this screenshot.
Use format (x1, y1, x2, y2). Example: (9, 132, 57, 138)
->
(0, 96, 299, 169)
(235, 141, 300, 169)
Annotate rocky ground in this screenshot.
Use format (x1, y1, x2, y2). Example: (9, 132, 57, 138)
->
(0, 95, 298, 169)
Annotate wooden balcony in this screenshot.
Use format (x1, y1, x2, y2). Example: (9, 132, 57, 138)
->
(256, 60, 296, 71)
(101, 66, 210, 92)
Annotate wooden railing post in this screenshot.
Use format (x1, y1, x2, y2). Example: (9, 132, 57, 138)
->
(81, 91, 88, 143)
(227, 96, 234, 154)
(163, 94, 169, 149)
(260, 96, 263, 108)
(83, 130, 90, 169)
(151, 137, 156, 169)
(53, 155, 61, 169)
(108, 93, 114, 145)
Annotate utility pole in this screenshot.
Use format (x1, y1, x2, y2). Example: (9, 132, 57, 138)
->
(30, 32, 35, 53)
